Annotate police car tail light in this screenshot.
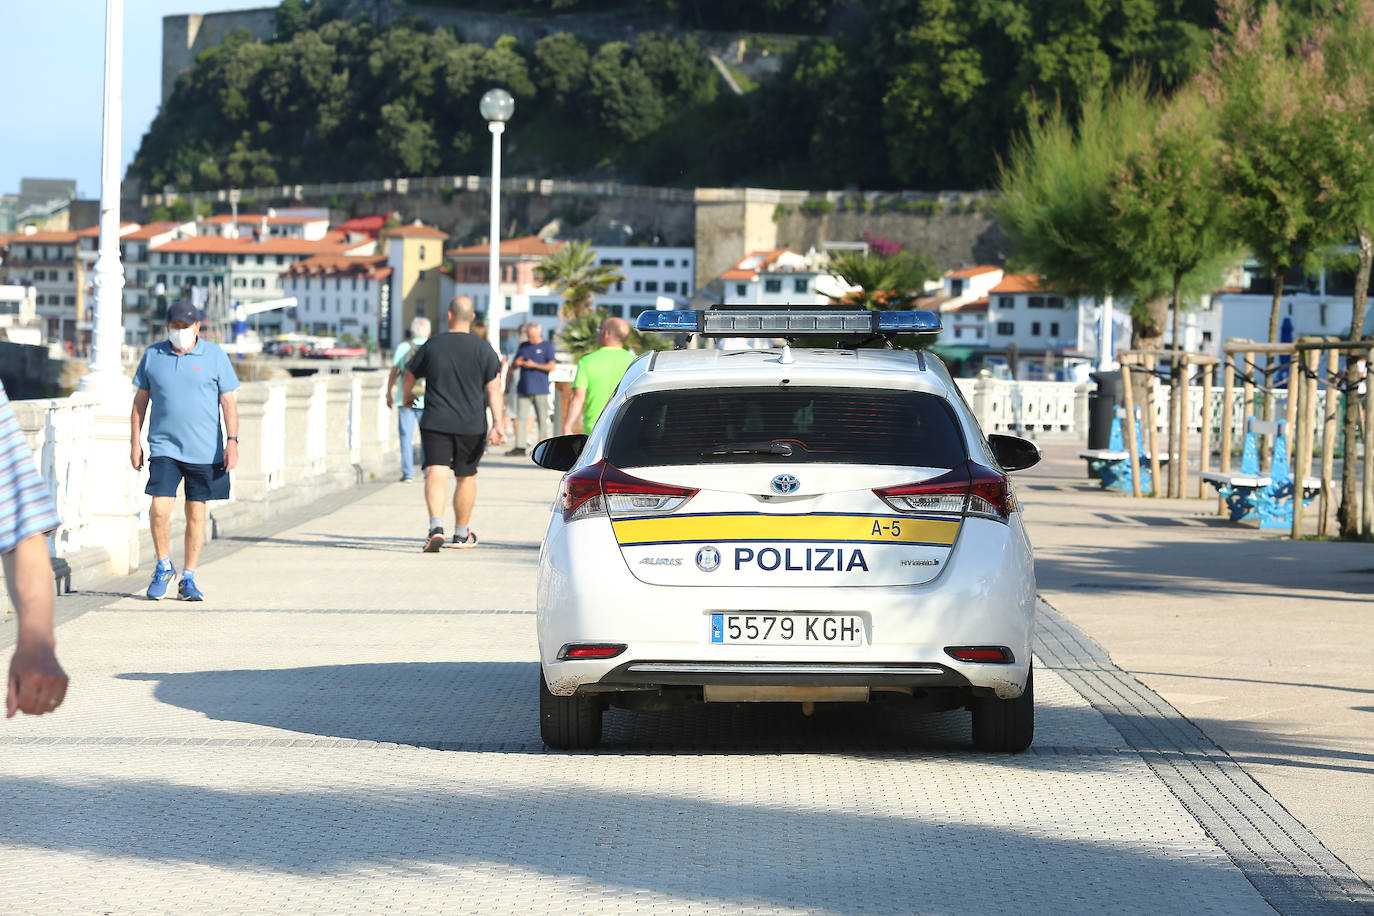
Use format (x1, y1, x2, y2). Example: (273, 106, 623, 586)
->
(561, 460, 697, 522)
(873, 462, 1015, 522)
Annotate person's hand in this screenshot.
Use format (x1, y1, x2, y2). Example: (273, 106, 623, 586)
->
(489, 425, 507, 446)
(7, 640, 68, 718)
(130, 442, 144, 471)
(385, 392, 394, 408)
(405, 395, 416, 409)
(223, 439, 239, 472)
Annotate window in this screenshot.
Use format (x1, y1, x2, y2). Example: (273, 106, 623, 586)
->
(634, 281, 642, 292)
(1031, 322, 1041, 335)
(954, 327, 963, 339)
(615, 281, 624, 292)
(236, 255, 245, 265)
(1028, 296, 1045, 308)
(172, 275, 181, 286)
(950, 279, 964, 296)
(351, 277, 357, 291)
(665, 281, 678, 293)
(256, 255, 265, 265)
(764, 279, 782, 293)
(173, 253, 183, 266)
(159, 253, 167, 265)
(1048, 297, 1064, 308)
(606, 388, 967, 470)
(630, 258, 659, 267)
(736, 284, 747, 297)
(645, 281, 658, 292)
(335, 278, 341, 291)
(665, 259, 675, 267)
(277, 256, 285, 265)
(504, 296, 512, 311)
(67, 270, 74, 282)
(532, 301, 558, 316)
(233, 278, 246, 288)
(997, 296, 1013, 310)
(64, 295, 75, 305)
(996, 321, 1014, 335)
(34, 294, 43, 305)
(794, 279, 809, 294)
(419, 246, 425, 259)
(155, 274, 166, 286)
(1049, 322, 1059, 336)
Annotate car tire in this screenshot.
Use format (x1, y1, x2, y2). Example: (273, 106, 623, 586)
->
(539, 669, 603, 750)
(970, 664, 1034, 753)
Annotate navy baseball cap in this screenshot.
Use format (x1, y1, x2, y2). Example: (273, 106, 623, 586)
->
(166, 301, 201, 325)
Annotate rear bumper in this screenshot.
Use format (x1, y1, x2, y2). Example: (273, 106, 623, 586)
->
(589, 659, 973, 690)
(537, 515, 1036, 699)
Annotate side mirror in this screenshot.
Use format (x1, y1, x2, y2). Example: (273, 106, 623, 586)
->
(987, 434, 1041, 472)
(530, 434, 588, 472)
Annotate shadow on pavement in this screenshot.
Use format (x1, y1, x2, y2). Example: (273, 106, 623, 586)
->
(0, 772, 1276, 913)
(115, 661, 1126, 755)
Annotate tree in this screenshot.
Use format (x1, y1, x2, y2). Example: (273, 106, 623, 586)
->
(1108, 84, 1233, 358)
(1293, 0, 1374, 537)
(997, 80, 1172, 348)
(535, 240, 625, 320)
(533, 33, 591, 105)
(1203, 1, 1323, 343)
(826, 251, 936, 310)
(588, 42, 665, 143)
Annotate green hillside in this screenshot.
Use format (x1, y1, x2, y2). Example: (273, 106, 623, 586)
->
(134, 0, 1290, 192)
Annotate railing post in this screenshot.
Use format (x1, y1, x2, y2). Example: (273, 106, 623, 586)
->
(233, 381, 285, 501)
(356, 371, 387, 480)
(324, 374, 358, 484)
(282, 377, 322, 485)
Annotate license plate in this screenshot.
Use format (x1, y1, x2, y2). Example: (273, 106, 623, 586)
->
(710, 613, 864, 646)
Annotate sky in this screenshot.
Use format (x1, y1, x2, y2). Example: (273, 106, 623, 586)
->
(0, 0, 273, 199)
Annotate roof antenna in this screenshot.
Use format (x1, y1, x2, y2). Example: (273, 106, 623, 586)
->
(778, 344, 795, 365)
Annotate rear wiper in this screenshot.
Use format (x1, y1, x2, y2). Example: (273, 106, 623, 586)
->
(699, 441, 793, 458)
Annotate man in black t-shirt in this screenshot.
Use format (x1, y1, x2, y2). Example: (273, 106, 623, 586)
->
(403, 296, 506, 552)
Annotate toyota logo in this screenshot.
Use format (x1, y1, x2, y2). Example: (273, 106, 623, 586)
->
(770, 474, 800, 494)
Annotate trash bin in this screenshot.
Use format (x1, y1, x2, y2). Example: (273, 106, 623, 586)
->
(1086, 370, 1123, 478)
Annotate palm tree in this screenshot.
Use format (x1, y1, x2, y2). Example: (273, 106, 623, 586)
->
(826, 251, 935, 310)
(535, 240, 625, 320)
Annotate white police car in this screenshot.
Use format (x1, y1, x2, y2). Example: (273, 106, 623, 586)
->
(531, 307, 1041, 751)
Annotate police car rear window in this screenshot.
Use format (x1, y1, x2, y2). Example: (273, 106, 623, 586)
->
(606, 387, 967, 468)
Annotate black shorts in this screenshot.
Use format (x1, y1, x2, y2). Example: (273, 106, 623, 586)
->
(420, 430, 486, 476)
(145, 456, 231, 501)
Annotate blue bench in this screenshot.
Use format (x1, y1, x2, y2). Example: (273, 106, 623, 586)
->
(1199, 418, 1320, 529)
(1079, 408, 1159, 493)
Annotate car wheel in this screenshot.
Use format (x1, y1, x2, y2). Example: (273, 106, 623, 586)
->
(970, 664, 1034, 753)
(539, 669, 603, 750)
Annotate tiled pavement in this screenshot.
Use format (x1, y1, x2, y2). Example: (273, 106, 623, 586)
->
(1, 455, 1371, 914)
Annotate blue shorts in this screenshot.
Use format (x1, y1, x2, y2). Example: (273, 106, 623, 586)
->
(145, 456, 231, 502)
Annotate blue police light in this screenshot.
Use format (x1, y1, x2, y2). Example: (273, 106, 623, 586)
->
(636, 310, 701, 333)
(875, 310, 942, 334)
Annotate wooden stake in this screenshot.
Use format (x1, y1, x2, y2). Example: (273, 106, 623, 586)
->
(1284, 348, 1301, 484)
(1120, 358, 1143, 498)
(1319, 349, 1339, 537)
(1219, 352, 1236, 515)
(1300, 351, 1320, 538)
(1178, 359, 1192, 500)
(1291, 354, 1309, 541)
(1145, 375, 1162, 497)
(1362, 347, 1372, 537)
(1198, 363, 1213, 498)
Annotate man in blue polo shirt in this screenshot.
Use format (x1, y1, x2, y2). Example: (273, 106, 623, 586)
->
(130, 301, 240, 601)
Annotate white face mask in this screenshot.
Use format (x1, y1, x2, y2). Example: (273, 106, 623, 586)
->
(168, 327, 197, 351)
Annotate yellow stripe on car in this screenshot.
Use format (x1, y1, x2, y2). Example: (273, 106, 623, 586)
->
(611, 514, 959, 547)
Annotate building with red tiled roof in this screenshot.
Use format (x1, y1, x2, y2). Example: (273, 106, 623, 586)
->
(199, 211, 331, 241)
(708, 248, 858, 311)
(282, 254, 393, 340)
(988, 273, 1048, 294)
(2, 230, 85, 343)
(440, 235, 566, 338)
(385, 222, 449, 240)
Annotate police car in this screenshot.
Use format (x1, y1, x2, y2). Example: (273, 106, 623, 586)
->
(531, 307, 1041, 752)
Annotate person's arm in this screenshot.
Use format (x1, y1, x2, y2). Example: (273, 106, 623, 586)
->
(220, 391, 239, 472)
(385, 365, 400, 408)
(130, 388, 150, 471)
(486, 375, 507, 445)
(562, 387, 587, 436)
(402, 370, 417, 408)
(5, 533, 67, 718)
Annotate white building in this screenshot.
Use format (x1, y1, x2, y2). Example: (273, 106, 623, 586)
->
(711, 249, 858, 306)
(2, 229, 83, 345)
(591, 245, 695, 317)
(282, 254, 392, 341)
(198, 211, 330, 241)
(149, 234, 375, 333)
(0, 284, 40, 343)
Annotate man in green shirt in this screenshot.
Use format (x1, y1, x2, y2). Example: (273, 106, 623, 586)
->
(563, 316, 636, 435)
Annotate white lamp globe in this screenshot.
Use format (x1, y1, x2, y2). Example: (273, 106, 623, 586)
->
(479, 88, 515, 123)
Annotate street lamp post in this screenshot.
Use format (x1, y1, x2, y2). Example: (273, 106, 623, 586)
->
(79, 0, 126, 396)
(480, 88, 514, 358)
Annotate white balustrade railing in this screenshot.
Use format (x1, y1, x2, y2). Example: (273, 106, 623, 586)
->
(959, 377, 1091, 442)
(11, 371, 396, 562)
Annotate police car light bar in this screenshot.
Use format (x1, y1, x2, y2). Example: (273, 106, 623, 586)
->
(635, 309, 942, 337)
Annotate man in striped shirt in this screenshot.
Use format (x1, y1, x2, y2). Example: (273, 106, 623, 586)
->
(0, 381, 68, 717)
